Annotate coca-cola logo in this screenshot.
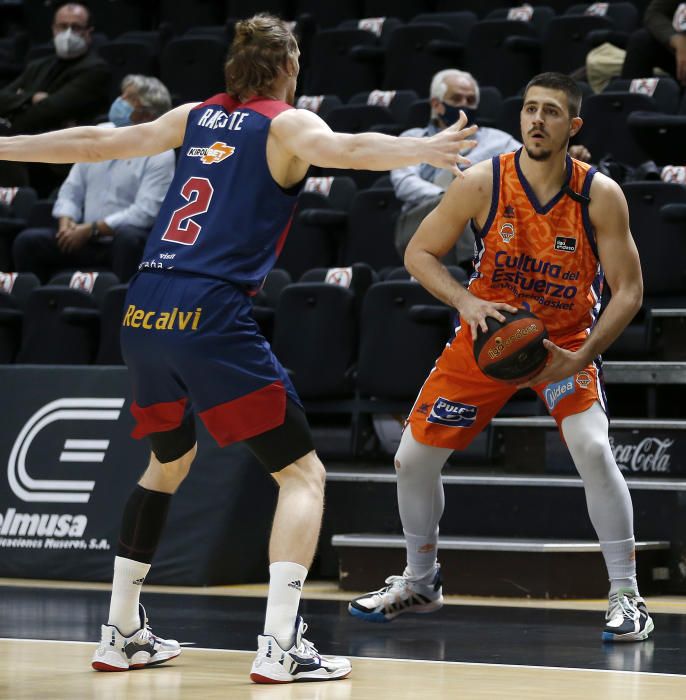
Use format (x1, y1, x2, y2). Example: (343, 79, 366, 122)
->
(609, 436, 674, 473)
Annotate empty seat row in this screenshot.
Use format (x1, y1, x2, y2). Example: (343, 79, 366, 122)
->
(0, 271, 126, 364)
(305, 7, 643, 100)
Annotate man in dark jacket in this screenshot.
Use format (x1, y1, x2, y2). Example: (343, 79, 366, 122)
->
(622, 0, 686, 84)
(0, 2, 111, 134)
(0, 3, 111, 190)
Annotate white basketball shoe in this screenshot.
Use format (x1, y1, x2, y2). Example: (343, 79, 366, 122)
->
(91, 604, 181, 671)
(348, 564, 444, 622)
(250, 616, 351, 683)
(603, 588, 655, 642)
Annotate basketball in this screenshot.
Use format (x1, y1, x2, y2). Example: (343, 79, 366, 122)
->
(473, 308, 549, 384)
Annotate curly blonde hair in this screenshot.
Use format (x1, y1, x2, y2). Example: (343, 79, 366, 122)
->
(224, 14, 298, 99)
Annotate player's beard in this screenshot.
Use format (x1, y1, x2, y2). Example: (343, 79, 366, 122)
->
(525, 136, 568, 162)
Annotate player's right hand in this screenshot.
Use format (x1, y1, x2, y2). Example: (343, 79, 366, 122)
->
(456, 292, 518, 338)
(424, 110, 478, 177)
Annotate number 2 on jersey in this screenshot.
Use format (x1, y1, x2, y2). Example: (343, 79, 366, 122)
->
(161, 176, 214, 245)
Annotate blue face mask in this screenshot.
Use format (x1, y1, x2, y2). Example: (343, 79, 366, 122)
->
(440, 103, 477, 127)
(108, 97, 134, 127)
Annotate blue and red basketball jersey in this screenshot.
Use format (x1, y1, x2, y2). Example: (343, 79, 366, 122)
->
(140, 94, 300, 290)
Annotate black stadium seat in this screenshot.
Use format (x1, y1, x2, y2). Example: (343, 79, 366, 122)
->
(305, 28, 380, 102)
(466, 20, 541, 98)
(383, 23, 465, 97)
(277, 176, 357, 280)
(16, 272, 119, 365)
(340, 188, 402, 272)
(160, 37, 227, 105)
(0, 272, 40, 363)
(272, 281, 358, 400)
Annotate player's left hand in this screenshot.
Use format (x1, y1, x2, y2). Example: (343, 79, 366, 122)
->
(516, 338, 588, 389)
(56, 222, 91, 253)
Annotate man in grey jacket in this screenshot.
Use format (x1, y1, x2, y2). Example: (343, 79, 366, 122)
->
(393, 69, 590, 264)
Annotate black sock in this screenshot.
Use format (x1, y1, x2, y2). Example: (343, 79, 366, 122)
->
(117, 485, 172, 564)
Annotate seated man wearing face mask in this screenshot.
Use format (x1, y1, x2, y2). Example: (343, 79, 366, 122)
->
(392, 69, 591, 266)
(12, 75, 175, 283)
(0, 2, 111, 192)
(0, 2, 110, 135)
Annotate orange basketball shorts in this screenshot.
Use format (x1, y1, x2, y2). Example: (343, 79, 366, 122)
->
(407, 325, 607, 450)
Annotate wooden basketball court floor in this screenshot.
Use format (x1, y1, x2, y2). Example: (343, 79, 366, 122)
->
(1, 579, 685, 699)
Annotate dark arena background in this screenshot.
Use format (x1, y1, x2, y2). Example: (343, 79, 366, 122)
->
(1, 1, 685, 697)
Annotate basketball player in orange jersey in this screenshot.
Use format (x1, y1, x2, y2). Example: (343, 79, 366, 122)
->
(349, 72, 653, 642)
(0, 15, 479, 682)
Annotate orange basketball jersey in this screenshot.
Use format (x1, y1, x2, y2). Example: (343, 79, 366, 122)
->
(468, 150, 602, 344)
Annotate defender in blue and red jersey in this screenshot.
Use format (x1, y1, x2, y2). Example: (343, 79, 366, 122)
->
(0, 13, 478, 683)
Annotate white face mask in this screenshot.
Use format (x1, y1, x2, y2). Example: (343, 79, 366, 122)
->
(53, 28, 88, 59)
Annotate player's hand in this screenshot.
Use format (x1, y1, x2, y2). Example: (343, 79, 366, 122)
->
(516, 339, 588, 389)
(424, 110, 478, 177)
(568, 144, 591, 162)
(456, 292, 518, 339)
(56, 222, 91, 253)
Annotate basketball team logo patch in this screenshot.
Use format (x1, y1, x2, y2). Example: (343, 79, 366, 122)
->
(499, 222, 515, 243)
(187, 141, 235, 164)
(576, 370, 592, 388)
(427, 398, 477, 428)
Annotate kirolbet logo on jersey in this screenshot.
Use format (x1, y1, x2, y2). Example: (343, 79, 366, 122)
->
(187, 141, 235, 165)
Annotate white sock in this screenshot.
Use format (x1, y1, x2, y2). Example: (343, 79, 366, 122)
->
(404, 529, 439, 581)
(264, 561, 308, 650)
(600, 537, 639, 595)
(107, 556, 151, 635)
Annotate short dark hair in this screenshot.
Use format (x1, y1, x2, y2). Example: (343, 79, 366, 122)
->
(224, 14, 298, 99)
(523, 72, 582, 117)
(54, 2, 93, 27)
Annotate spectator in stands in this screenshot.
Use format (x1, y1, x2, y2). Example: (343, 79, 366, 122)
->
(0, 2, 111, 191)
(622, 0, 686, 84)
(12, 75, 174, 283)
(0, 2, 110, 134)
(393, 69, 591, 264)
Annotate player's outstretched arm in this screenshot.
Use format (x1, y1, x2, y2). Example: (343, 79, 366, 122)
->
(272, 107, 477, 174)
(0, 103, 199, 164)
